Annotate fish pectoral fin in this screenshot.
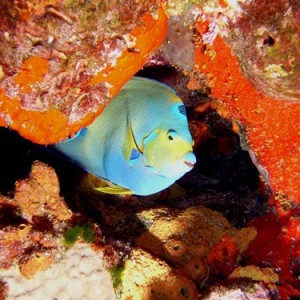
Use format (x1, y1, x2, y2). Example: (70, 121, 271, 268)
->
(94, 184, 133, 195)
(122, 117, 142, 166)
(143, 130, 158, 146)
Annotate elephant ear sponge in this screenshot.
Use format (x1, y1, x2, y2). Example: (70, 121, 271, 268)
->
(0, 1, 167, 144)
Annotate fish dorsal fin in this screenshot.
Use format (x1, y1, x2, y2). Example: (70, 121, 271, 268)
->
(122, 117, 142, 166)
(94, 184, 133, 195)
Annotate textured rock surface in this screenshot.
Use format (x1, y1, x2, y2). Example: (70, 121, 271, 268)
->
(0, 1, 299, 299)
(0, 0, 166, 143)
(190, 4, 299, 298)
(223, 0, 300, 102)
(0, 161, 116, 299)
(0, 162, 72, 276)
(115, 248, 198, 300)
(1, 243, 115, 300)
(202, 281, 278, 300)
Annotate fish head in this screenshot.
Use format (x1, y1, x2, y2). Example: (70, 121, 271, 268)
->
(143, 127, 196, 179)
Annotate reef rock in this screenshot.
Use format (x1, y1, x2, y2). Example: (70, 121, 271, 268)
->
(223, 0, 300, 102)
(114, 248, 198, 300)
(0, 0, 166, 144)
(1, 243, 115, 300)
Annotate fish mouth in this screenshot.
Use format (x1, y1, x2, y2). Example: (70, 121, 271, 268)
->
(184, 160, 195, 168)
(183, 152, 196, 168)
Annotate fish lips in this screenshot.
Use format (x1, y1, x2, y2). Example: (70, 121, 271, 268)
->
(183, 151, 197, 169)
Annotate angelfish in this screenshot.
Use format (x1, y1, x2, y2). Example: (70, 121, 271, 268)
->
(53, 77, 196, 196)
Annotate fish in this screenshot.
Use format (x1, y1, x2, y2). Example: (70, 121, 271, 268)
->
(53, 76, 196, 196)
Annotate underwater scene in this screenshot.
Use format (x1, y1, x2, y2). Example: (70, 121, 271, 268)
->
(0, 1, 299, 299)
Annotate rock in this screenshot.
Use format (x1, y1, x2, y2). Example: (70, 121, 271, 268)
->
(115, 248, 198, 300)
(229, 265, 279, 284)
(201, 281, 278, 300)
(0, 243, 115, 300)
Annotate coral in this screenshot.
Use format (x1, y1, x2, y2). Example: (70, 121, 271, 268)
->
(19, 251, 55, 279)
(14, 161, 72, 224)
(136, 206, 256, 261)
(192, 24, 300, 300)
(115, 248, 198, 300)
(0, 1, 299, 298)
(224, 0, 300, 102)
(194, 30, 300, 208)
(0, 1, 167, 144)
(73, 169, 270, 297)
(0, 279, 8, 300)
(0, 162, 69, 277)
(0, 222, 59, 273)
(193, 15, 300, 300)
(196, 0, 300, 102)
(161, 13, 196, 72)
(136, 206, 256, 285)
(229, 266, 279, 284)
(0, 160, 119, 299)
(244, 212, 300, 299)
(0, 161, 105, 281)
(1, 243, 115, 300)
(206, 236, 239, 280)
(201, 281, 278, 300)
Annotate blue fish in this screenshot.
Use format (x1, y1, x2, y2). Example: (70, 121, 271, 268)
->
(53, 77, 196, 196)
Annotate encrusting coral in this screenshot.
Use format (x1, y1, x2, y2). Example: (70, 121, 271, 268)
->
(0, 0, 299, 299)
(193, 1, 300, 297)
(0, 1, 167, 144)
(0, 161, 108, 280)
(0, 160, 270, 299)
(0, 161, 71, 277)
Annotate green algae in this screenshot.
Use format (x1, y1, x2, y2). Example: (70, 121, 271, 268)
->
(63, 224, 95, 246)
(109, 266, 125, 290)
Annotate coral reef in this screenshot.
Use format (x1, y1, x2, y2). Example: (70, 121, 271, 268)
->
(194, 33, 300, 207)
(74, 190, 264, 299)
(133, 206, 258, 296)
(0, 161, 115, 299)
(14, 160, 72, 223)
(135, 206, 256, 275)
(115, 248, 198, 299)
(191, 1, 300, 298)
(202, 281, 279, 300)
(0, 0, 299, 299)
(223, 0, 300, 102)
(1, 243, 115, 300)
(0, 162, 69, 276)
(0, 159, 269, 299)
(244, 212, 300, 299)
(73, 160, 271, 299)
(0, 0, 166, 144)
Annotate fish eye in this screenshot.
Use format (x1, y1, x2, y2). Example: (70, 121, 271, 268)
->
(167, 129, 177, 141)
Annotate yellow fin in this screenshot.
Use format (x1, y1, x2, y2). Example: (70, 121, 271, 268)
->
(94, 184, 133, 195)
(122, 117, 141, 163)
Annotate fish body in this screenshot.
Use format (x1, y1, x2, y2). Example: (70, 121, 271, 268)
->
(53, 77, 196, 196)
